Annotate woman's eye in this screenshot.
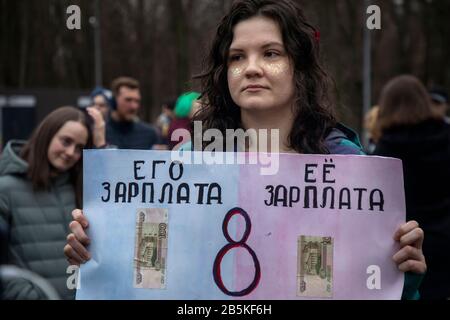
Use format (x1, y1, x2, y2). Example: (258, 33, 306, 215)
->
(265, 51, 280, 58)
(229, 54, 243, 62)
(60, 137, 72, 147)
(60, 137, 73, 147)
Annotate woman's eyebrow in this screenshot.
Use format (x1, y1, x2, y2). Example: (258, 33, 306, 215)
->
(261, 42, 284, 49)
(230, 42, 284, 51)
(229, 47, 244, 52)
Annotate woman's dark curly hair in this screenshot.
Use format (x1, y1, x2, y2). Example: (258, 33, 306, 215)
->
(194, 0, 337, 154)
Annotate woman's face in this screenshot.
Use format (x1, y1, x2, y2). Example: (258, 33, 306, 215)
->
(92, 95, 109, 119)
(227, 16, 296, 114)
(47, 120, 88, 173)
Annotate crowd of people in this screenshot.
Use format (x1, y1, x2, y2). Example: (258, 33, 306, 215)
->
(0, 0, 449, 300)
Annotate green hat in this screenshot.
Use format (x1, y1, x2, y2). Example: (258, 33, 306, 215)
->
(174, 92, 201, 118)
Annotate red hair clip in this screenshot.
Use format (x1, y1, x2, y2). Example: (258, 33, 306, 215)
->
(314, 30, 321, 43)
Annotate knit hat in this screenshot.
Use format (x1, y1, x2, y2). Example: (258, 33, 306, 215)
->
(174, 92, 201, 118)
(90, 87, 114, 108)
(429, 87, 449, 104)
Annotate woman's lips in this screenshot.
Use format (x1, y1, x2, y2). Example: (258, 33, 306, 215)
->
(243, 85, 268, 92)
(60, 156, 72, 163)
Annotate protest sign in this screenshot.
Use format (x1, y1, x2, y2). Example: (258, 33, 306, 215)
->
(76, 150, 405, 300)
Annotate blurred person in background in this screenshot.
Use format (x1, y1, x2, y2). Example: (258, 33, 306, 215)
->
(363, 105, 380, 154)
(106, 77, 159, 150)
(89, 87, 113, 120)
(0, 106, 93, 299)
(429, 86, 449, 124)
(374, 75, 450, 300)
(85, 87, 115, 149)
(167, 92, 201, 150)
(152, 99, 177, 150)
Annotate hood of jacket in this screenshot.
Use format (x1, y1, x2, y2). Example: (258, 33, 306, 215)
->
(0, 140, 28, 176)
(325, 123, 365, 155)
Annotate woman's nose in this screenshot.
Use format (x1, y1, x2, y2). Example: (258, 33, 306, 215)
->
(244, 56, 263, 78)
(65, 145, 76, 157)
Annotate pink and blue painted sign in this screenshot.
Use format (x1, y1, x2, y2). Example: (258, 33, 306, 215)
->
(76, 150, 405, 300)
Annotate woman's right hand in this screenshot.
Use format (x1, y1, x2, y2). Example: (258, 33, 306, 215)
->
(64, 209, 91, 266)
(86, 107, 107, 148)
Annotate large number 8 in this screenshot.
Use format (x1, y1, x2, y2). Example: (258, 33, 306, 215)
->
(213, 207, 261, 296)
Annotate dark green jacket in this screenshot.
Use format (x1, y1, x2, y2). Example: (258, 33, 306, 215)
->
(0, 141, 75, 300)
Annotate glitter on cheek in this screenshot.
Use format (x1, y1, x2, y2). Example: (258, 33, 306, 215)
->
(229, 67, 244, 78)
(264, 61, 289, 76)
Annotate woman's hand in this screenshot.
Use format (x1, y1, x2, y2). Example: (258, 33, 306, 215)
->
(86, 107, 107, 148)
(64, 209, 91, 266)
(393, 220, 427, 274)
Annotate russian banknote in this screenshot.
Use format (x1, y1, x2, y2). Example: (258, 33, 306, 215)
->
(297, 235, 333, 298)
(134, 208, 168, 289)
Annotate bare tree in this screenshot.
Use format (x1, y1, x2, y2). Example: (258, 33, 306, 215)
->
(1, 0, 450, 128)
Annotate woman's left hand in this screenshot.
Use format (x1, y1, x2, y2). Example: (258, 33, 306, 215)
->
(393, 221, 427, 274)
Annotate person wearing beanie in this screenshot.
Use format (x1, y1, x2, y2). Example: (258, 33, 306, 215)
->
(85, 87, 114, 149)
(154, 99, 177, 147)
(90, 87, 113, 120)
(174, 92, 201, 118)
(168, 92, 201, 150)
(429, 87, 449, 123)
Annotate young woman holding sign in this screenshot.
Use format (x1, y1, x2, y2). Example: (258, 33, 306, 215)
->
(64, 0, 426, 299)
(0, 106, 93, 300)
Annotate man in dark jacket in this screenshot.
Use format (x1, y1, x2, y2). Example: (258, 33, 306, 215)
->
(106, 77, 159, 150)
